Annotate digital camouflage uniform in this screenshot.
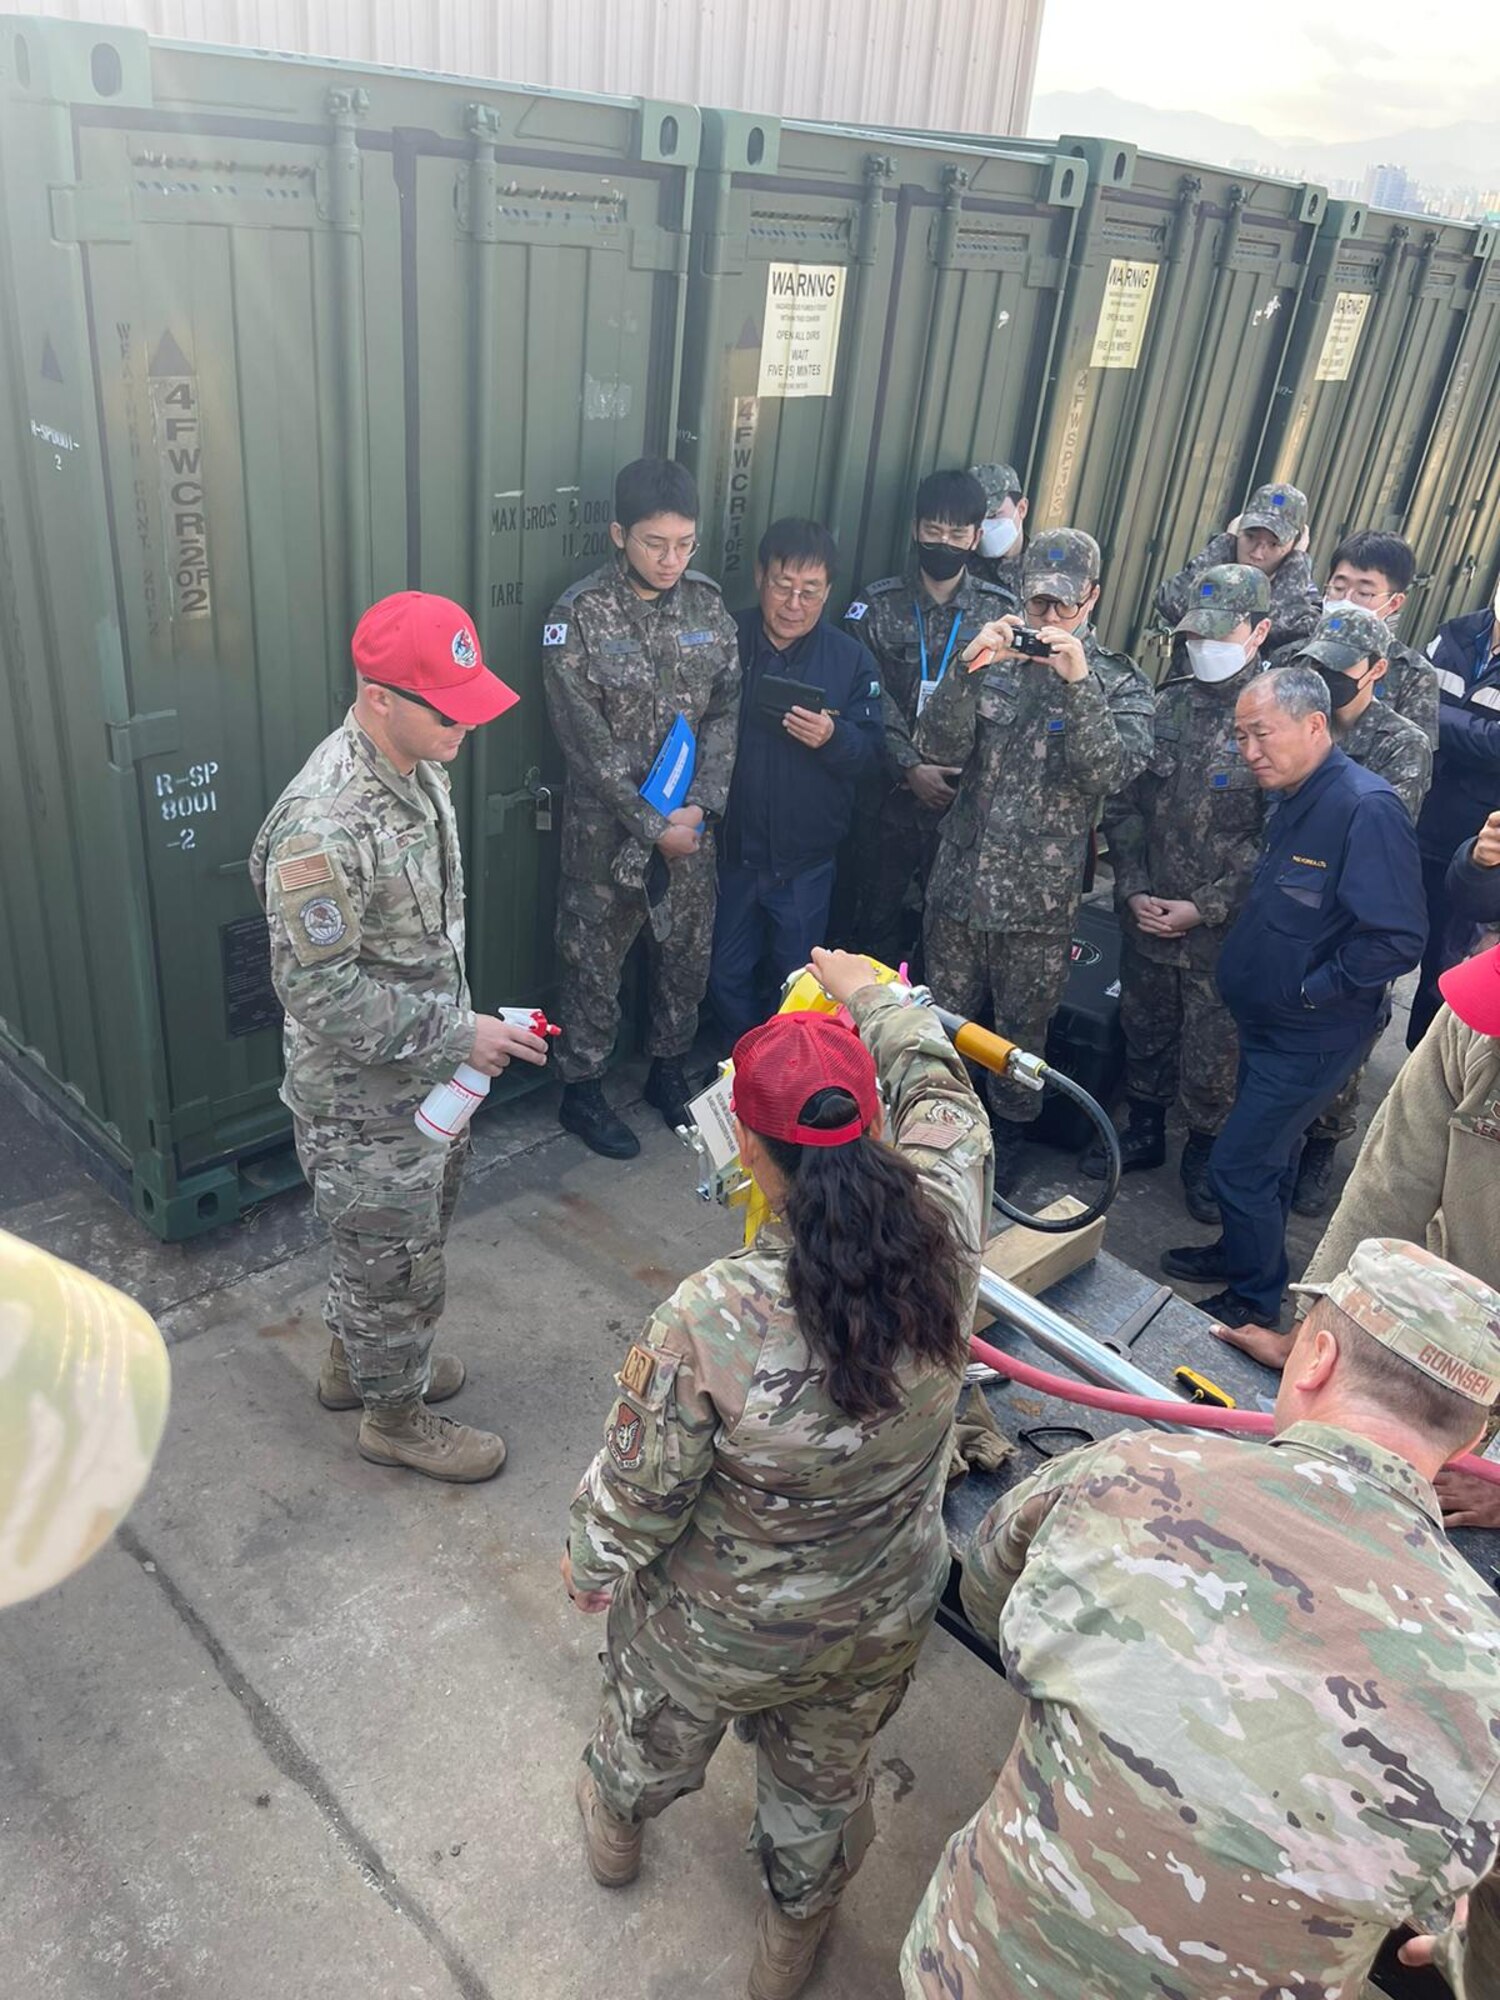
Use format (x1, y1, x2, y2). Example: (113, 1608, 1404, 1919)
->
(1157, 484, 1320, 657)
(968, 462, 1025, 605)
(542, 560, 740, 1083)
(916, 531, 1155, 1122)
(904, 1244, 1500, 2000)
(842, 564, 1014, 967)
(1272, 632, 1441, 748)
(1103, 611, 1267, 1134)
(568, 987, 992, 1917)
(1296, 606, 1435, 1144)
(250, 716, 477, 1408)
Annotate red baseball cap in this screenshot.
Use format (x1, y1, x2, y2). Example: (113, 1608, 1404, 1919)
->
(352, 592, 519, 726)
(731, 1011, 879, 1147)
(1439, 940, 1500, 1035)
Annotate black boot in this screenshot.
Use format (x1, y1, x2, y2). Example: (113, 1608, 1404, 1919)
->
(989, 1116, 1028, 1197)
(1080, 1100, 1164, 1180)
(1179, 1131, 1221, 1225)
(1291, 1137, 1339, 1218)
(1161, 1238, 1229, 1283)
(1194, 1286, 1282, 1332)
(558, 1080, 640, 1160)
(642, 1057, 695, 1132)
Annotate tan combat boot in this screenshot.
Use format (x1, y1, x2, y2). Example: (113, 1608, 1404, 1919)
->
(317, 1338, 465, 1411)
(356, 1401, 505, 1482)
(574, 1764, 643, 1886)
(747, 1900, 834, 2000)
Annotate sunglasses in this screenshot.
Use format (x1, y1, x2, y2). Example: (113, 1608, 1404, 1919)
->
(386, 684, 461, 722)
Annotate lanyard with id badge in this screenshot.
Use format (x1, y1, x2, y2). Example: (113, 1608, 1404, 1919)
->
(914, 604, 964, 718)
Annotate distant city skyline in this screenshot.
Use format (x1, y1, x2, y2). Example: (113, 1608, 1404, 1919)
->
(1033, 0, 1500, 147)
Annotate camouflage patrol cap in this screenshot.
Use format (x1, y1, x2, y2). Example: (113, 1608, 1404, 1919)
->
(1022, 528, 1100, 604)
(970, 462, 1024, 510)
(1291, 1237, 1500, 1406)
(1173, 563, 1271, 639)
(1295, 605, 1392, 672)
(1238, 481, 1309, 546)
(0, 1229, 172, 1609)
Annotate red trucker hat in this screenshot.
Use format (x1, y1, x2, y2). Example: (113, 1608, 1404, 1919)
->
(352, 592, 519, 726)
(731, 1011, 879, 1147)
(1440, 940, 1500, 1036)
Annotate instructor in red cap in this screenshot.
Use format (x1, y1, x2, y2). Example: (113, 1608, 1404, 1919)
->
(251, 592, 547, 1483)
(562, 948, 991, 2000)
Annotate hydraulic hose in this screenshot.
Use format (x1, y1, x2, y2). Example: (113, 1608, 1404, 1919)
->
(930, 1007, 1121, 1233)
(968, 1332, 1500, 1488)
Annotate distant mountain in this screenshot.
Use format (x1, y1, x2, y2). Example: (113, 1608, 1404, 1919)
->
(1029, 89, 1500, 193)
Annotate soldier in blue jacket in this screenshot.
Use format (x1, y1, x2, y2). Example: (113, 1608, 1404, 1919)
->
(707, 520, 883, 1042)
(1409, 591, 1500, 1045)
(1162, 666, 1426, 1331)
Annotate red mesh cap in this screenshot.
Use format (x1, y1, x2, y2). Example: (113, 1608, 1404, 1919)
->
(1440, 939, 1500, 1036)
(352, 591, 519, 726)
(731, 1010, 879, 1147)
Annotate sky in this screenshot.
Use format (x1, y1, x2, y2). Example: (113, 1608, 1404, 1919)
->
(1033, 0, 1500, 142)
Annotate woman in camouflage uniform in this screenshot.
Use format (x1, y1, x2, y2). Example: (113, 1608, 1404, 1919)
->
(563, 947, 992, 2000)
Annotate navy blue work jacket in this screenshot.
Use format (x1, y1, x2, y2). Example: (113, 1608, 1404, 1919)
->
(721, 609, 883, 877)
(1415, 607, 1500, 859)
(1216, 746, 1426, 1049)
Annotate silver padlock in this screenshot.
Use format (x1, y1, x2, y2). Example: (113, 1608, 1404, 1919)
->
(534, 785, 553, 833)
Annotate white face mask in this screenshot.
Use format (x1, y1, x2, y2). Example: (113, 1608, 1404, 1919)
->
(1322, 595, 1360, 617)
(979, 514, 1020, 561)
(1186, 636, 1248, 683)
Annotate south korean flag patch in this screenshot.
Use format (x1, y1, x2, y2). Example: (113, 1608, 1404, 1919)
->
(543, 621, 568, 646)
(846, 601, 869, 622)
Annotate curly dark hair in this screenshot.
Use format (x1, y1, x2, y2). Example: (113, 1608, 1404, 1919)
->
(754, 1087, 971, 1421)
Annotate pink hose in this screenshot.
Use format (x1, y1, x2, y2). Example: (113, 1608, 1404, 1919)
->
(969, 1333, 1500, 1487)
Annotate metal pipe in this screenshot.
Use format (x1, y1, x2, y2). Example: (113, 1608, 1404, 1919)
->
(326, 87, 372, 627)
(824, 151, 895, 536)
(976, 1269, 1180, 1410)
(903, 164, 970, 504)
(466, 104, 502, 1007)
(1017, 163, 1085, 491)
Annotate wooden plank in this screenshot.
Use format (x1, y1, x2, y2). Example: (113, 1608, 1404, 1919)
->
(973, 1198, 1107, 1331)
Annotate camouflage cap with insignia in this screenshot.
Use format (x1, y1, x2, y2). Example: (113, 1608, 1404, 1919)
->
(1173, 563, 1271, 639)
(1295, 605, 1392, 672)
(1291, 1237, 1500, 1406)
(970, 462, 1023, 510)
(1022, 528, 1100, 604)
(1238, 481, 1309, 546)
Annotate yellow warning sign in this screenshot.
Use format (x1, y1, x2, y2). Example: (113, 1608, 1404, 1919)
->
(1090, 259, 1159, 370)
(757, 263, 845, 398)
(1314, 291, 1371, 383)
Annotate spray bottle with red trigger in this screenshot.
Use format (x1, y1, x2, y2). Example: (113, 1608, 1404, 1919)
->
(415, 1008, 561, 1142)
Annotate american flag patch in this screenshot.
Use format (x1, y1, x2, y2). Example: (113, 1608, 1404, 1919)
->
(275, 850, 335, 893)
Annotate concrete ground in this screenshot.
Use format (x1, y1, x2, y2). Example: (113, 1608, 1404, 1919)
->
(0, 982, 1414, 1999)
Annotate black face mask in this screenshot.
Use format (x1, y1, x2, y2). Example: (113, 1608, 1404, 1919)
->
(1315, 663, 1367, 711)
(915, 539, 971, 584)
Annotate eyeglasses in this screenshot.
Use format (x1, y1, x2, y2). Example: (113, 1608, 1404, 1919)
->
(915, 522, 976, 547)
(1026, 595, 1084, 621)
(764, 574, 830, 606)
(629, 530, 699, 560)
(387, 684, 458, 721)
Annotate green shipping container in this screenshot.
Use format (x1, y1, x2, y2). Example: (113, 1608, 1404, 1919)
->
(0, 15, 696, 1236)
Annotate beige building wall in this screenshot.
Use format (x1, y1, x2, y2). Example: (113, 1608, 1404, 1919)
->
(21, 0, 1045, 136)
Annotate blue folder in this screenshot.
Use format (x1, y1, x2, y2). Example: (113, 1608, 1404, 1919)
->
(640, 712, 697, 815)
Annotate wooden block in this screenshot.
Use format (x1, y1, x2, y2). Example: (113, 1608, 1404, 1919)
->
(973, 1197, 1107, 1331)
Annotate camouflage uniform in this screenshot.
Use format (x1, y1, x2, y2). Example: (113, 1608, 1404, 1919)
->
(1272, 631, 1440, 747)
(568, 987, 992, 1916)
(1157, 483, 1320, 656)
(1296, 607, 1434, 1144)
(967, 462, 1025, 605)
(916, 531, 1155, 1122)
(541, 560, 739, 1083)
(250, 715, 477, 1408)
(1103, 643, 1266, 1134)
(903, 1241, 1500, 2000)
(842, 564, 1014, 967)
